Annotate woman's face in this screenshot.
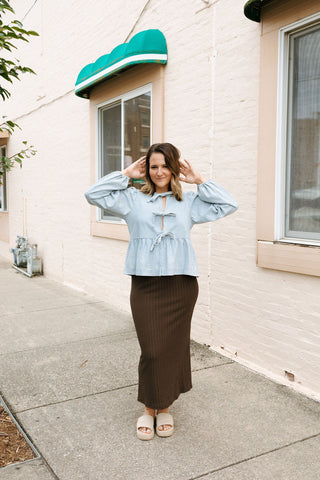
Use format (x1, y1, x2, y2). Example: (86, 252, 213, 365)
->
(149, 152, 172, 193)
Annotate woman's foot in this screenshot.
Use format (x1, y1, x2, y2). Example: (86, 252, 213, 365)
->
(156, 409, 174, 437)
(157, 408, 172, 432)
(137, 407, 155, 435)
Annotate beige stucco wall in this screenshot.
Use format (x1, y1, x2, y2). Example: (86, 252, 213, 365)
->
(2, 0, 319, 400)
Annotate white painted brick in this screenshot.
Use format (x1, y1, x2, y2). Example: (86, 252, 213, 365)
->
(2, 0, 320, 400)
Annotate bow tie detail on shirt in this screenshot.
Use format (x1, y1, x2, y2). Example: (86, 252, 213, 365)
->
(152, 211, 176, 218)
(150, 232, 175, 251)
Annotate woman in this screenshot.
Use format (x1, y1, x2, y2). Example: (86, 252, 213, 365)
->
(85, 143, 238, 440)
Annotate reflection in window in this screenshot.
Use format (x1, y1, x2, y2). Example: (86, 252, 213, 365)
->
(124, 93, 151, 166)
(98, 89, 151, 221)
(101, 102, 121, 177)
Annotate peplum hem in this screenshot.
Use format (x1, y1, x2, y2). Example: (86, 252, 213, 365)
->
(123, 236, 199, 277)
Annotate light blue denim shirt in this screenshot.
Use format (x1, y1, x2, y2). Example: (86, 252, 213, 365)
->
(85, 171, 238, 277)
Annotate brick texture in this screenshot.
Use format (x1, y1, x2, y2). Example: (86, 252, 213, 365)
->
(2, 0, 320, 400)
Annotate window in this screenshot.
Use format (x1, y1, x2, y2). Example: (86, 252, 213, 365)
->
(87, 63, 164, 240)
(256, 6, 320, 276)
(0, 146, 7, 212)
(284, 24, 320, 243)
(97, 85, 151, 221)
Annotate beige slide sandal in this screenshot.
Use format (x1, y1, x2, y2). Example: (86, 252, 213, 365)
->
(136, 414, 155, 440)
(156, 412, 174, 437)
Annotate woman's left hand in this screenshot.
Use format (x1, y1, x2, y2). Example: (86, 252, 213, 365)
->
(179, 159, 206, 185)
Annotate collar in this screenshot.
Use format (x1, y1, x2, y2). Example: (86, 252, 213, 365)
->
(146, 191, 174, 203)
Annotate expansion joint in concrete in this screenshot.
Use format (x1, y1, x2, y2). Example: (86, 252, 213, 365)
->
(0, 329, 136, 358)
(188, 431, 320, 479)
(41, 458, 60, 480)
(1, 300, 105, 318)
(192, 360, 234, 372)
(15, 383, 139, 414)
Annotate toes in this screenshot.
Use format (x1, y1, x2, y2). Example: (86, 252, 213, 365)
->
(158, 424, 171, 431)
(138, 427, 151, 434)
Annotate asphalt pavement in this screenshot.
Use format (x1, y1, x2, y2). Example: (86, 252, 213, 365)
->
(0, 256, 319, 480)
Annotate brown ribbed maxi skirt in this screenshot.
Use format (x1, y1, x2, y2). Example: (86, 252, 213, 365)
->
(130, 275, 199, 410)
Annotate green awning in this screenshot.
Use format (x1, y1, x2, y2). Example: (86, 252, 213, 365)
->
(75, 29, 167, 99)
(244, 0, 274, 22)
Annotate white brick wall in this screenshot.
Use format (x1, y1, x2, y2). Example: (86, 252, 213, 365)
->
(207, 0, 320, 400)
(2, 0, 320, 400)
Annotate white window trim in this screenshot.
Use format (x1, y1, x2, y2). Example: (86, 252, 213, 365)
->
(275, 11, 320, 247)
(94, 83, 152, 224)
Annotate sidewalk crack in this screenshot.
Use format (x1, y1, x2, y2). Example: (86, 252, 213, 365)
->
(15, 383, 139, 414)
(188, 432, 320, 479)
(192, 361, 234, 372)
(0, 300, 107, 318)
(0, 329, 136, 357)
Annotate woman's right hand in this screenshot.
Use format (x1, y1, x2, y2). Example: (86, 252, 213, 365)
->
(122, 156, 146, 179)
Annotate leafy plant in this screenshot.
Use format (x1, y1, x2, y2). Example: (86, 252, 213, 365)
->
(0, 0, 38, 183)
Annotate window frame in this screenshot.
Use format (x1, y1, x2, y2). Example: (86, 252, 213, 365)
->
(275, 12, 320, 247)
(95, 83, 152, 224)
(256, 4, 320, 277)
(87, 63, 165, 242)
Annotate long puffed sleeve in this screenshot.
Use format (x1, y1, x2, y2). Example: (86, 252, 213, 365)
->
(84, 171, 134, 218)
(190, 179, 238, 224)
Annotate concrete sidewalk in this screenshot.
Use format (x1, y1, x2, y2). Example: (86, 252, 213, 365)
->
(0, 257, 319, 480)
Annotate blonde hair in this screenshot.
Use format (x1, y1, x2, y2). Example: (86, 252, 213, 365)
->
(141, 143, 183, 201)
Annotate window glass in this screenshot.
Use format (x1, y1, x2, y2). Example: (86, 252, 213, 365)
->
(0, 146, 7, 212)
(285, 25, 320, 241)
(101, 102, 121, 176)
(124, 92, 151, 166)
(99, 89, 151, 221)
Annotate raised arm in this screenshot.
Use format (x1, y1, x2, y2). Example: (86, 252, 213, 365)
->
(84, 157, 147, 218)
(84, 171, 130, 217)
(179, 158, 238, 224)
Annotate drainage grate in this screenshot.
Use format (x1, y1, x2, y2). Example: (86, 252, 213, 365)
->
(0, 395, 40, 469)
